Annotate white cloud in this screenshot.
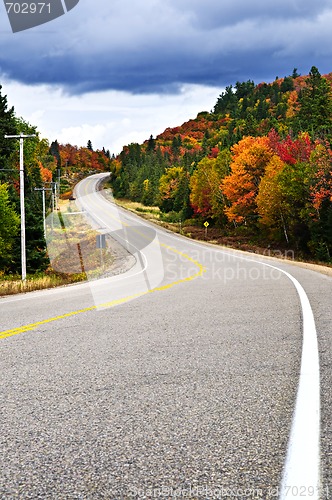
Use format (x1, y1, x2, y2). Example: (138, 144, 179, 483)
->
(2, 79, 221, 154)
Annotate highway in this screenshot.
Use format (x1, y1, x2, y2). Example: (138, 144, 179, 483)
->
(1, 173, 331, 499)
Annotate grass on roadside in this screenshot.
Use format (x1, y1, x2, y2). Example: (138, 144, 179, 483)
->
(114, 199, 186, 232)
(0, 272, 86, 296)
(115, 199, 161, 219)
(0, 199, 115, 297)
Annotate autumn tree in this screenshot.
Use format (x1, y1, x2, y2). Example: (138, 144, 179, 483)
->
(190, 149, 230, 221)
(268, 130, 312, 165)
(256, 155, 290, 241)
(256, 132, 317, 247)
(308, 142, 332, 259)
(221, 136, 275, 224)
(158, 166, 190, 216)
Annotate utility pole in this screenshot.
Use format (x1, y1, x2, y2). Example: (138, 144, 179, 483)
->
(34, 186, 52, 236)
(4, 132, 36, 281)
(57, 166, 61, 205)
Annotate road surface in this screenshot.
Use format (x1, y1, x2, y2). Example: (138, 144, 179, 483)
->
(1, 173, 331, 499)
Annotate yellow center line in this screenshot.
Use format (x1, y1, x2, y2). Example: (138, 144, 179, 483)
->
(0, 246, 206, 341)
(1, 180, 206, 340)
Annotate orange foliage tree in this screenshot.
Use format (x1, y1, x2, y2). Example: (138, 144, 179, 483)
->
(221, 136, 275, 223)
(39, 162, 53, 183)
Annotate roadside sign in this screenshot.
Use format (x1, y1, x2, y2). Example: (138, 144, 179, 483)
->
(96, 234, 106, 249)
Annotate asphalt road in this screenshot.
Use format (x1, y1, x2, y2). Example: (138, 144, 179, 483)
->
(1, 173, 331, 499)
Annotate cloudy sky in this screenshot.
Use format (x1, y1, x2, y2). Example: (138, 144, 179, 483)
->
(1, 0, 332, 153)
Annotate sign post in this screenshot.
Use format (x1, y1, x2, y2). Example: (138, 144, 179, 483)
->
(96, 234, 106, 271)
(204, 221, 209, 239)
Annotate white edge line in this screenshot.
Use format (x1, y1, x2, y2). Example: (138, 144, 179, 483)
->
(274, 266, 321, 500)
(94, 180, 321, 496)
(208, 249, 321, 498)
(233, 257, 321, 499)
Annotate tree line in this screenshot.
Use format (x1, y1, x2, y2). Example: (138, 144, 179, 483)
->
(110, 67, 332, 261)
(0, 86, 112, 276)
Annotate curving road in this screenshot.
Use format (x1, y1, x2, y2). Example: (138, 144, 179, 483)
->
(1, 173, 331, 499)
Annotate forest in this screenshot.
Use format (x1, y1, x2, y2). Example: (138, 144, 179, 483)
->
(0, 87, 112, 276)
(1, 65, 332, 281)
(110, 67, 332, 262)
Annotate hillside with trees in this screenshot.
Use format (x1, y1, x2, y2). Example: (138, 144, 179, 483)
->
(110, 67, 332, 262)
(1, 65, 332, 283)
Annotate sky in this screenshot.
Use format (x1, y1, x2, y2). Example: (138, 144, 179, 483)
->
(1, 0, 332, 154)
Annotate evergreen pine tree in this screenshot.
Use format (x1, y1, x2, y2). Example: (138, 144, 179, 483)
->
(0, 85, 17, 181)
(49, 140, 61, 164)
(0, 183, 20, 271)
(147, 135, 156, 152)
(298, 66, 332, 137)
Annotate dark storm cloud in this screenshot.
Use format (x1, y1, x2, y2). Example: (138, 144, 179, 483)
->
(176, 0, 331, 29)
(1, 0, 332, 94)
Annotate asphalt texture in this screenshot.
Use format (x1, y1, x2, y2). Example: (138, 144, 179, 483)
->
(1, 174, 331, 499)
